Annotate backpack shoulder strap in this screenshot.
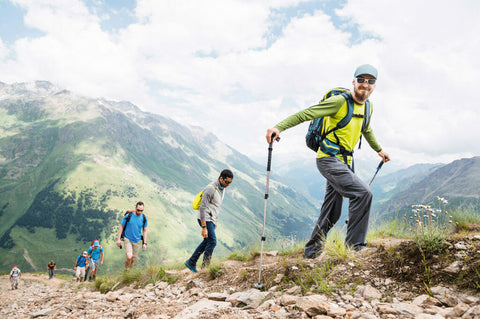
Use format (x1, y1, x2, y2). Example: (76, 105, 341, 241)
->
(322, 92, 354, 137)
(362, 100, 372, 132)
(322, 87, 350, 101)
(337, 92, 355, 128)
(123, 212, 133, 227)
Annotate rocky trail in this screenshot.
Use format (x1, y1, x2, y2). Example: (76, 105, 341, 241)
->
(2, 233, 480, 319)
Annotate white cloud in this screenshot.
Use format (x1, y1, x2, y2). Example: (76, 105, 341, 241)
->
(0, 38, 6, 60)
(333, 0, 480, 167)
(0, 0, 479, 170)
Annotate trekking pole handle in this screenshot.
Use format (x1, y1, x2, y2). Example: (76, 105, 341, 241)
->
(267, 133, 280, 171)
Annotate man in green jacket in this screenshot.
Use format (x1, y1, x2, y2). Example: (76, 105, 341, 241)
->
(266, 64, 390, 258)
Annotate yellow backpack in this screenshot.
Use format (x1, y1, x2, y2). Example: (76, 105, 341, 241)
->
(192, 184, 215, 210)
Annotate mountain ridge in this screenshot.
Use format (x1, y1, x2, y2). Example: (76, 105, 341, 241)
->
(0, 81, 317, 273)
(375, 156, 480, 220)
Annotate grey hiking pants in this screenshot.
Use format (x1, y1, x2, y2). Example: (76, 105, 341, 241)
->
(304, 156, 372, 258)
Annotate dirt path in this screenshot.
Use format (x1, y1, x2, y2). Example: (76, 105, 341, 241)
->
(0, 272, 66, 294)
(0, 272, 76, 318)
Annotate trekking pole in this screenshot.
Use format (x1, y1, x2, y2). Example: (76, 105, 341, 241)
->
(254, 133, 280, 290)
(368, 160, 385, 186)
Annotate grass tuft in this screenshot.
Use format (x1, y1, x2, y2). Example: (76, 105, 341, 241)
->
(323, 229, 354, 262)
(207, 263, 224, 280)
(227, 252, 251, 262)
(367, 217, 411, 241)
(94, 264, 179, 293)
(288, 261, 335, 295)
(450, 207, 480, 231)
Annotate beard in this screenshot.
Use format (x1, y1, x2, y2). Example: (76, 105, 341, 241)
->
(354, 87, 372, 102)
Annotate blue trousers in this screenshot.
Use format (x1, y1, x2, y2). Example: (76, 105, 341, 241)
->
(187, 220, 217, 268)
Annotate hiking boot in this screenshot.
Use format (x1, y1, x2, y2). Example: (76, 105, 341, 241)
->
(353, 243, 367, 251)
(184, 261, 198, 273)
(303, 241, 323, 259)
(355, 245, 377, 253)
(303, 249, 322, 259)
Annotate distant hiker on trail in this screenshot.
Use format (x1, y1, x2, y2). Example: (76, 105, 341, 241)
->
(10, 266, 21, 290)
(116, 201, 148, 269)
(266, 64, 390, 258)
(47, 260, 56, 279)
(87, 240, 104, 281)
(185, 169, 234, 273)
(74, 251, 88, 282)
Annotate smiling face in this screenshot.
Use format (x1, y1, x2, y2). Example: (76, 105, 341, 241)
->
(352, 74, 376, 103)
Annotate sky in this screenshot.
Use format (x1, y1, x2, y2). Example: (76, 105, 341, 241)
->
(1, 0, 479, 173)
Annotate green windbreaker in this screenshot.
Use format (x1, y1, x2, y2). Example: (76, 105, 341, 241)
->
(275, 95, 382, 165)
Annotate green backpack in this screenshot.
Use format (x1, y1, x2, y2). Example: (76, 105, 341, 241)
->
(192, 184, 216, 210)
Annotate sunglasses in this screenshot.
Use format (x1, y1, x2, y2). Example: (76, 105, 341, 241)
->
(136, 209, 143, 212)
(223, 179, 232, 185)
(356, 77, 376, 85)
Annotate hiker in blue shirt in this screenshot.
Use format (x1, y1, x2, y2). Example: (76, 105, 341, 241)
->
(116, 201, 148, 268)
(74, 251, 88, 282)
(87, 241, 104, 281)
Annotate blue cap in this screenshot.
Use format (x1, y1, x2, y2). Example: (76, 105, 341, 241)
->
(354, 64, 378, 79)
(94, 240, 99, 247)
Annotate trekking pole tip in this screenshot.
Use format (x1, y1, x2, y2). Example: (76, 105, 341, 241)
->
(253, 282, 264, 290)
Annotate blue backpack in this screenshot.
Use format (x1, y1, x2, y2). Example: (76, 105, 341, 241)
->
(305, 87, 371, 156)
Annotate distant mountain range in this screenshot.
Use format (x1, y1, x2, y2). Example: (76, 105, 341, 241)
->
(280, 154, 480, 223)
(374, 157, 480, 220)
(0, 81, 317, 273)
